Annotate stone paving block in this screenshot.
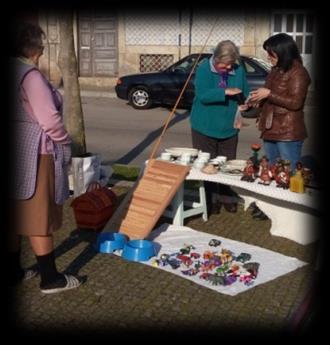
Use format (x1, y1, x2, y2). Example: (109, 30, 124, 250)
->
(12, 185, 321, 334)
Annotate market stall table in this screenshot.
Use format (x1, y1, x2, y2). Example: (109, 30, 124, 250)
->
(166, 166, 321, 245)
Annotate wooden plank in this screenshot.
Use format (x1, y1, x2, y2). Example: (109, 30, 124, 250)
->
(129, 204, 156, 217)
(143, 175, 177, 185)
(130, 197, 160, 211)
(103, 159, 190, 239)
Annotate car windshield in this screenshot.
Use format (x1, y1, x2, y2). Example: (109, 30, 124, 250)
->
(167, 55, 208, 74)
(250, 57, 272, 72)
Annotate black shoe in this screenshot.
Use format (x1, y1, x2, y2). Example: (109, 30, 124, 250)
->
(247, 202, 257, 211)
(252, 210, 269, 220)
(207, 202, 221, 215)
(251, 206, 262, 216)
(223, 203, 237, 213)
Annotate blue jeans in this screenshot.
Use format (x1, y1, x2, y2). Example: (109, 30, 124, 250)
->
(263, 140, 304, 172)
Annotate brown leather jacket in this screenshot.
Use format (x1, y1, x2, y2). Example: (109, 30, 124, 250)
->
(258, 60, 311, 141)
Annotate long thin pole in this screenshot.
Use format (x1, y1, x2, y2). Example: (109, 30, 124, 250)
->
(149, 16, 219, 161)
(188, 7, 193, 55)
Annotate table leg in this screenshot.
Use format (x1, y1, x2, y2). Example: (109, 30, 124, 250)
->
(172, 184, 184, 226)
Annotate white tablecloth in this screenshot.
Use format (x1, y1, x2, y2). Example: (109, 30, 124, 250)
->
(186, 167, 321, 245)
(187, 167, 319, 210)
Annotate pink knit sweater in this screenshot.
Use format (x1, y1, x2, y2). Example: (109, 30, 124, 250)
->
(20, 70, 71, 154)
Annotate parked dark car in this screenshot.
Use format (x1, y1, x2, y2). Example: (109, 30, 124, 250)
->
(115, 53, 271, 117)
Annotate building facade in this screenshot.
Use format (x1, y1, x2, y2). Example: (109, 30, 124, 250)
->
(37, 9, 317, 90)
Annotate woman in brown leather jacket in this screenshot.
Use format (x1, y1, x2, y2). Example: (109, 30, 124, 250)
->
(249, 33, 311, 172)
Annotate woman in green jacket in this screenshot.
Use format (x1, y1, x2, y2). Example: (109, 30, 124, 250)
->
(190, 40, 249, 214)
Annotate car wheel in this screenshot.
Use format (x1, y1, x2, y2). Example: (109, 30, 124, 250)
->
(128, 86, 152, 109)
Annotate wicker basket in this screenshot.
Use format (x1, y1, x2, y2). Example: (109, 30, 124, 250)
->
(71, 182, 117, 230)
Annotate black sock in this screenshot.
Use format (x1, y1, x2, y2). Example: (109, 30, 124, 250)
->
(36, 251, 65, 288)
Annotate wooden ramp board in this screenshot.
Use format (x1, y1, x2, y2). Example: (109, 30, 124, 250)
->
(103, 159, 190, 239)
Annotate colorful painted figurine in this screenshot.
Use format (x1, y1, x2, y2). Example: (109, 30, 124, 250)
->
(270, 158, 282, 178)
(243, 262, 260, 279)
(250, 143, 262, 167)
(241, 158, 256, 182)
(275, 161, 290, 189)
(179, 244, 195, 255)
(176, 255, 193, 267)
(208, 239, 221, 247)
(168, 259, 181, 269)
(258, 156, 272, 185)
(190, 252, 201, 259)
(235, 253, 251, 263)
(295, 161, 303, 173)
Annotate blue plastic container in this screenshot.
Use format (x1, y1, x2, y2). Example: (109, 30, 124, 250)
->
(96, 232, 128, 253)
(122, 240, 156, 262)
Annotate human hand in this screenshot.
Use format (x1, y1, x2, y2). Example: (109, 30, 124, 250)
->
(238, 104, 249, 112)
(225, 88, 242, 96)
(249, 88, 270, 102)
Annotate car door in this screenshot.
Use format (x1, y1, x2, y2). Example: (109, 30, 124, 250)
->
(160, 54, 209, 106)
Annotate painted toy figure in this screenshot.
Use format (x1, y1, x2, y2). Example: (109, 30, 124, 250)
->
(270, 158, 282, 179)
(275, 162, 290, 189)
(296, 161, 303, 172)
(258, 156, 272, 185)
(241, 158, 256, 182)
(250, 143, 262, 168)
(294, 161, 313, 187)
(290, 161, 305, 193)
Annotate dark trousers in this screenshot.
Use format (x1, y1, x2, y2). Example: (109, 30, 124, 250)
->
(191, 128, 239, 205)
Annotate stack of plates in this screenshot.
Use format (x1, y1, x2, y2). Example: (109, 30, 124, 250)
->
(165, 147, 199, 157)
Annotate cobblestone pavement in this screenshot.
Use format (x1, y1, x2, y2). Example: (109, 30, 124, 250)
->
(12, 184, 321, 337)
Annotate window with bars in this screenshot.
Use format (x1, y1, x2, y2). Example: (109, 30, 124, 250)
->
(139, 54, 174, 72)
(271, 12, 314, 54)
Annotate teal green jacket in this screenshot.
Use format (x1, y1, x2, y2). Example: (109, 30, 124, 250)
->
(190, 57, 250, 139)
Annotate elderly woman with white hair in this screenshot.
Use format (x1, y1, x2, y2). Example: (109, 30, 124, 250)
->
(190, 40, 250, 215)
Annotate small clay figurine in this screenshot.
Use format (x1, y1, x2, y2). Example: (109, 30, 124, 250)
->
(275, 160, 290, 189)
(241, 158, 256, 182)
(276, 169, 290, 189)
(258, 156, 272, 185)
(270, 158, 282, 179)
(295, 161, 313, 187)
(295, 161, 303, 173)
(250, 143, 261, 167)
(290, 161, 305, 193)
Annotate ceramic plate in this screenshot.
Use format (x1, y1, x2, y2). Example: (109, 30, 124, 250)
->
(220, 160, 246, 175)
(165, 147, 199, 157)
(225, 159, 247, 168)
(220, 167, 244, 176)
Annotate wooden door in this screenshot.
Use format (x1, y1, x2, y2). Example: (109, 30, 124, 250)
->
(78, 11, 118, 77)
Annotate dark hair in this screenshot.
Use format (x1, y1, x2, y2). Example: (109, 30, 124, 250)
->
(12, 22, 45, 58)
(263, 33, 302, 72)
